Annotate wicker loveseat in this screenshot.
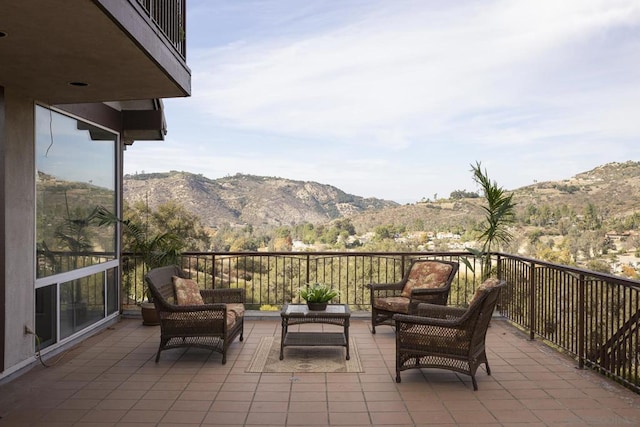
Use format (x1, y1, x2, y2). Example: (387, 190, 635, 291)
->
(368, 259, 459, 333)
(393, 278, 506, 390)
(144, 265, 245, 364)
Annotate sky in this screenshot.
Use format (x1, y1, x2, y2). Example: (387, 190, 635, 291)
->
(123, 0, 640, 204)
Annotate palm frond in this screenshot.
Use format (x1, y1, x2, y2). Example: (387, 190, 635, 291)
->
(469, 161, 517, 278)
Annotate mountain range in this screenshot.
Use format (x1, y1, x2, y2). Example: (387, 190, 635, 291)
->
(123, 172, 398, 229)
(123, 161, 640, 233)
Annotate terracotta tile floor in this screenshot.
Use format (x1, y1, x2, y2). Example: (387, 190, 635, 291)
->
(1, 315, 640, 426)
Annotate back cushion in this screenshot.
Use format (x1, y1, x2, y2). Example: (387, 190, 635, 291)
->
(401, 262, 453, 297)
(173, 276, 204, 305)
(468, 277, 503, 307)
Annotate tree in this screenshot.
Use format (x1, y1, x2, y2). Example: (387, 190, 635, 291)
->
(586, 259, 611, 274)
(95, 206, 182, 271)
(583, 202, 601, 230)
(125, 200, 210, 251)
(450, 189, 480, 199)
(466, 162, 516, 279)
(94, 205, 183, 303)
(332, 218, 356, 235)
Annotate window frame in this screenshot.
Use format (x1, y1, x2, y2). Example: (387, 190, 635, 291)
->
(33, 104, 122, 351)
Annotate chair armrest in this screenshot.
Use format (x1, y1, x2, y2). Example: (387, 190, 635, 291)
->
(367, 283, 404, 298)
(409, 287, 451, 307)
(410, 287, 450, 296)
(200, 288, 245, 304)
(393, 311, 464, 328)
(368, 282, 404, 292)
(412, 303, 466, 319)
(160, 302, 229, 313)
(368, 283, 404, 306)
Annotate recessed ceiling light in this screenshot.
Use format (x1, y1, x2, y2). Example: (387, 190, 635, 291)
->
(69, 81, 89, 87)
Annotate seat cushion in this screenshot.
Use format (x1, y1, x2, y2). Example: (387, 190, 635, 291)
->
(173, 276, 204, 305)
(373, 296, 410, 314)
(401, 262, 453, 297)
(226, 303, 245, 328)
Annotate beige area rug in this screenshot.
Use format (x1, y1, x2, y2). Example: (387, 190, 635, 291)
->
(246, 336, 363, 373)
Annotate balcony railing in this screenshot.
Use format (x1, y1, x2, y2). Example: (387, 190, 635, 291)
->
(121, 251, 484, 308)
(497, 253, 640, 394)
(120, 250, 640, 394)
(135, 0, 186, 58)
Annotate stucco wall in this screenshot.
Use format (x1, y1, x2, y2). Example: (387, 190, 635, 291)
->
(3, 88, 36, 372)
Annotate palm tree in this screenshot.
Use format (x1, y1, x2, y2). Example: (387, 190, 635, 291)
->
(93, 206, 183, 301)
(467, 161, 516, 279)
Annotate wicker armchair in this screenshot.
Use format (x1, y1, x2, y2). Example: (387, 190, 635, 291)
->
(393, 278, 506, 390)
(144, 265, 245, 364)
(368, 259, 459, 333)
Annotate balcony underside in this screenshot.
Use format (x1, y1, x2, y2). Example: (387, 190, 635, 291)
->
(0, 0, 190, 104)
(0, 317, 639, 425)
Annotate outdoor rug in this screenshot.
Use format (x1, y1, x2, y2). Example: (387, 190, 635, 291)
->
(246, 336, 363, 373)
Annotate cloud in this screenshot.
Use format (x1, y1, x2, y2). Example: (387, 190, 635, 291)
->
(124, 0, 640, 203)
(190, 0, 640, 150)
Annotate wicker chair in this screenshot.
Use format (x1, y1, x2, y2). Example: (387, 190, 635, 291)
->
(144, 265, 245, 364)
(368, 259, 459, 333)
(393, 278, 507, 390)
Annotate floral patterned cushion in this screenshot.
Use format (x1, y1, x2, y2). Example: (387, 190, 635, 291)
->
(400, 262, 453, 297)
(173, 276, 204, 305)
(468, 277, 502, 306)
(373, 296, 410, 314)
(226, 303, 245, 328)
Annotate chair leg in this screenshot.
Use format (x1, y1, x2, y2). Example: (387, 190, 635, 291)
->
(371, 310, 376, 334)
(471, 375, 478, 391)
(396, 371, 401, 383)
(485, 361, 491, 376)
(155, 339, 168, 363)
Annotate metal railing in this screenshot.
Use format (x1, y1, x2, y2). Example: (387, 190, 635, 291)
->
(121, 250, 640, 393)
(122, 251, 483, 308)
(497, 253, 640, 393)
(136, 0, 186, 58)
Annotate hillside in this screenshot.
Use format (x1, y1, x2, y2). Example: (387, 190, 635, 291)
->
(348, 199, 486, 234)
(124, 161, 640, 238)
(513, 161, 640, 221)
(348, 161, 640, 233)
(123, 172, 399, 229)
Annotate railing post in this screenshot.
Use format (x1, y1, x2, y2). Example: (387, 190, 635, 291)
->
(305, 254, 310, 285)
(578, 273, 585, 369)
(529, 261, 536, 340)
(211, 253, 216, 289)
(495, 253, 503, 313)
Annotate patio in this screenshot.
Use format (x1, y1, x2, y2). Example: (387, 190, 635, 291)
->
(1, 315, 639, 426)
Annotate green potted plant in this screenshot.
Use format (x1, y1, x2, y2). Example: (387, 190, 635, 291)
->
(299, 283, 339, 311)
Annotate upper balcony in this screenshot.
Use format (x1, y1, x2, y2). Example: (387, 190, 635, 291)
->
(0, 0, 190, 104)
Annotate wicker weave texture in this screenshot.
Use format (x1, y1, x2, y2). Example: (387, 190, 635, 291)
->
(145, 265, 245, 364)
(368, 260, 459, 333)
(393, 279, 506, 390)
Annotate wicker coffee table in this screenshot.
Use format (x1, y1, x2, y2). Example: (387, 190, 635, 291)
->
(280, 304, 351, 360)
